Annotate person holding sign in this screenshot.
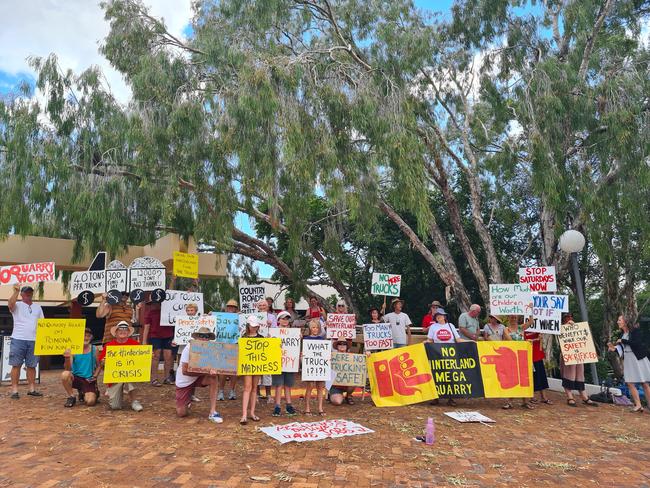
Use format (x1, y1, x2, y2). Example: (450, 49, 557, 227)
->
(61, 328, 99, 407)
(522, 318, 553, 405)
(240, 315, 264, 425)
(271, 312, 299, 417)
(420, 300, 443, 332)
(424, 310, 464, 406)
(218, 299, 240, 401)
(306, 295, 327, 321)
(96, 292, 134, 345)
(329, 340, 357, 406)
(8, 284, 44, 399)
(560, 313, 598, 408)
(142, 300, 174, 386)
(302, 319, 328, 416)
(383, 298, 412, 348)
(483, 315, 512, 341)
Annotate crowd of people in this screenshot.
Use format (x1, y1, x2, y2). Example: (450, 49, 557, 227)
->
(6, 282, 650, 425)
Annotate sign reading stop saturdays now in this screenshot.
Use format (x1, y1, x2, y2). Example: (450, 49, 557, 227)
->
(518, 266, 557, 292)
(0, 262, 56, 286)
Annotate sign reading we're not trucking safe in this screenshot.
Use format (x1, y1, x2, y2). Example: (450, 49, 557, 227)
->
(173, 251, 198, 279)
(0, 262, 56, 286)
(34, 319, 86, 355)
(371, 273, 401, 297)
(103, 345, 152, 383)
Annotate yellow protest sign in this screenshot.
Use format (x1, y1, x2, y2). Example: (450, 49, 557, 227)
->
(367, 344, 438, 407)
(103, 345, 152, 383)
(476, 341, 533, 398)
(34, 319, 86, 355)
(237, 337, 282, 375)
(173, 251, 199, 279)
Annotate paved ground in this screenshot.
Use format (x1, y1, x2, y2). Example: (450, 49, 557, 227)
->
(1, 371, 649, 487)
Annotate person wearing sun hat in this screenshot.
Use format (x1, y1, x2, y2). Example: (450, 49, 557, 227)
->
(483, 314, 512, 341)
(225, 299, 239, 313)
(382, 298, 412, 348)
(95, 321, 144, 411)
(421, 300, 445, 332)
(175, 326, 222, 423)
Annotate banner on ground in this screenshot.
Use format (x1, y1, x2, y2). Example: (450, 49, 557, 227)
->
(103, 345, 152, 383)
(518, 266, 557, 292)
(559, 321, 598, 365)
(173, 315, 216, 346)
(367, 343, 438, 407)
(527, 294, 568, 334)
(363, 323, 393, 350)
(260, 419, 373, 444)
(160, 290, 204, 326)
(0, 262, 56, 286)
(489, 284, 532, 316)
(331, 352, 367, 387)
(326, 314, 356, 340)
(239, 284, 266, 314)
(188, 340, 238, 375)
(212, 312, 240, 343)
(34, 318, 86, 355)
(301, 339, 332, 381)
(237, 337, 281, 375)
(444, 411, 495, 423)
(173, 251, 199, 279)
(268, 328, 301, 372)
(371, 273, 401, 297)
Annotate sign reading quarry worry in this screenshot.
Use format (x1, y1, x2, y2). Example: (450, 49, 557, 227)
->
(426, 343, 485, 398)
(371, 273, 401, 296)
(326, 314, 357, 339)
(188, 340, 238, 375)
(268, 328, 301, 372)
(489, 284, 532, 316)
(0, 262, 56, 286)
(160, 290, 204, 326)
(173, 315, 216, 346)
(528, 294, 568, 334)
(239, 284, 266, 314)
(34, 319, 86, 355)
(103, 345, 152, 383)
(559, 321, 598, 365)
(363, 323, 393, 350)
(301, 339, 331, 381)
(331, 352, 367, 387)
(237, 337, 282, 375)
(518, 266, 557, 292)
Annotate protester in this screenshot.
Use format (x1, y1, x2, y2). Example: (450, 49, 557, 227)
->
(424, 310, 461, 406)
(608, 315, 650, 413)
(141, 300, 174, 386)
(283, 298, 300, 322)
(271, 311, 298, 417)
(306, 295, 327, 321)
(501, 316, 533, 410)
(218, 299, 239, 400)
(421, 300, 443, 332)
(256, 299, 276, 402)
(560, 313, 598, 407)
(335, 300, 348, 314)
(523, 318, 553, 405)
(458, 304, 481, 341)
(483, 315, 512, 341)
(96, 291, 134, 345)
(96, 321, 144, 411)
(329, 340, 356, 406)
(175, 326, 222, 423)
(383, 298, 412, 348)
(225, 299, 239, 314)
(303, 319, 327, 416)
(368, 307, 383, 324)
(240, 316, 264, 424)
(265, 296, 275, 314)
(8, 284, 44, 399)
(61, 328, 99, 407)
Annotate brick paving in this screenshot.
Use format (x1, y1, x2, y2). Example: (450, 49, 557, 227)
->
(1, 371, 649, 487)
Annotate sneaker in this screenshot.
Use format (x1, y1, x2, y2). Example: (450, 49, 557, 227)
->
(191, 395, 202, 402)
(217, 390, 225, 401)
(162, 378, 174, 385)
(228, 390, 236, 400)
(131, 400, 144, 412)
(286, 404, 297, 416)
(27, 391, 43, 397)
(272, 405, 281, 417)
(10, 392, 19, 400)
(208, 412, 223, 424)
(64, 396, 76, 408)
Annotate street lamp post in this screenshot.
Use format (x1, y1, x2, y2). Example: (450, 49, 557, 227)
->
(559, 230, 600, 385)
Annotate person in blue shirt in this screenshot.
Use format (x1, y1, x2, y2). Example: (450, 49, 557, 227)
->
(61, 328, 100, 407)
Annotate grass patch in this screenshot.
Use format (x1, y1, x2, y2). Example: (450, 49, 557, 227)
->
(614, 433, 642, 444)
(535, 461, 577, 472)
(445, 475, 470, 486)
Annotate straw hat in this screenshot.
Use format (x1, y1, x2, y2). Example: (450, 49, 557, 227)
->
(110, 320, 134, 337)
(191, 326, 216, 340)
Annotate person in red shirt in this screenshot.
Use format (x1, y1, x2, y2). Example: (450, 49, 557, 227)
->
(524, 319, 553, 404)
(95, 321, 144, 411)
(141, 301, 174, 386)
(421, 301, 443, 332)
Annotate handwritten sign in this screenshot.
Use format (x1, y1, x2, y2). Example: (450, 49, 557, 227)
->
(518, 266, 557, 292)
(188, 340, 238, 375)
(444, 411, 495, 423)
(160, 290, 204, 326)
(173, 251, 198, 279)
(331, 352, 367, 387)
(128, 267, 166, 292)
(239, 284, 266, 314)
(238, 312, 268, 337)
(237, 337, 282, 375)
(34, 319, 86, 355)
(559, 321, 598, 365)
(173, 315, 216, 345)
(103, 345, 152, 383)
(0, 262, 56, 286)
(326, 314, 356, 339)
(489, 284, 532, 316)
(302, 339, 331, 381)
(268, 328, 301, 372)
(260, 419, 373, 444)
(363, 323, 393, 350)
(526, 294, 568, 334)
(212, 312, 240, 343)
(371, 272, 401, 296)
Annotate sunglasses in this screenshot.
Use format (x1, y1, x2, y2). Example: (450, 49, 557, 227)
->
(195, 333, 212, 339)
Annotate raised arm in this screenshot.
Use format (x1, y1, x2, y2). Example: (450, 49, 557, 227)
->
(8, 284, 20, 312)
(96, 294, 111, 319)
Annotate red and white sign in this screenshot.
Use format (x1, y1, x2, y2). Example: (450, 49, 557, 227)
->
(518, 266, 556, 292)
(326, 314, 357, 339)
(0, 262, 55, 286)
(260, 419, 373, 444)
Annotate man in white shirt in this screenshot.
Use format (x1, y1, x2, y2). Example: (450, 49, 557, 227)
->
(8, 284, 44, 399)
(383, 298, 412, 348)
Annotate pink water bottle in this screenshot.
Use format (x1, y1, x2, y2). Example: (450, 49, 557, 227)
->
(425, 417, 435, 445)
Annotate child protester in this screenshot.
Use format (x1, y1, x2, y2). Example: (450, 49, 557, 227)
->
(302, 319, 327, 416)
(240, 315, 264, 425)
(271, 311, 298, 417)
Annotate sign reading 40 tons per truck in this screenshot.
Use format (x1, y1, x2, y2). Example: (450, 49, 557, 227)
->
(371, 273, 401, 297)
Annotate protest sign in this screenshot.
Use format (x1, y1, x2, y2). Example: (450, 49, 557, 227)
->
(173, 251, 198, 279)
(173, 315, 216, 346)
(489, 284, 532, 316)
(331, 352, 367, 387)
(444, 411, 495, 423)
(526, 294, 568, 334)
(160, 290, 204, 326)
(363, 323, 394, 350)
(212, 312, 240, 343)
(426, 343, 485, 398)
(476, 341, 533, 398)
(518, 266, 557, 292)
(326, 314, 356, 339)
(371, 273, 401, 296)
(188, 340, 238, 375)
(103, 345, 152, 383)
(268, 328, 301, 372)
(128, 265, 166, 292)
(301, 339, 332, 381)
(559, 321, 598, 365)
(237, 337, 282, 375)
(239, 284, 266, 314)
(367, 343, 438, 407)
(260, 419, 373, 444)
(0, 262, 56, 286)
(34, 319, 86, 355)
(238, 312, 269, 337)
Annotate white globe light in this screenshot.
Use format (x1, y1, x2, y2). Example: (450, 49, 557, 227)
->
(559, 229, 586, 253)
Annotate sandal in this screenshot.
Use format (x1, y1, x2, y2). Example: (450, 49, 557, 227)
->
(251, 415, 261, 422)
(150, 379, 162, 387)
(502, 403, 513, 410)
(630, 406, 644, 413)
(529, 398, 539, 404)
(64, 396, 76, 408)
(447, 398, 457, 406)
(304, 410, 312, 416)
(522, 402, 535, 410)
(240, 417, 248, 425)
(582, 399, 599, 407)
(541, 399, 553, 405)
(567, 399, 577, 407)
(318, 411, 326, 416)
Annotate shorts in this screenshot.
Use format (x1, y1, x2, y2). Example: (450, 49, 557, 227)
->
(261, 374, 272, 386)
(175, 377, 207, 409)
(271, 372, 296, 387)
(8, 338, 39, 368)
(72, 375, 99, 395)
(105, 383, 136, 410)
(150, 337, 173, 350)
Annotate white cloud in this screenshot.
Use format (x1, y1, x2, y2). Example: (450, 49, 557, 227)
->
(0, 0, 192, 104)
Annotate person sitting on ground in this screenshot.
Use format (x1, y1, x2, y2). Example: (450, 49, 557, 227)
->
(458, 304, 482, 341)
(175, 326, 222, 423)
(271, 311, 298, 417)
(96, 321, 144, 412)
(329, 340, 357, 406)
(62, 328, 99, 407)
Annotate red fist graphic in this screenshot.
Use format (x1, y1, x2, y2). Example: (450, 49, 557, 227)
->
(374, 352, 432, 397)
